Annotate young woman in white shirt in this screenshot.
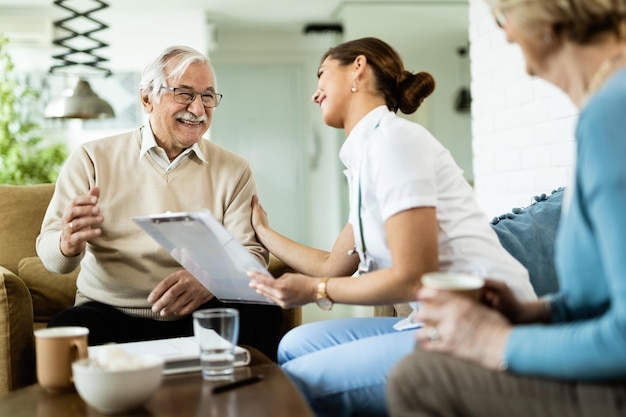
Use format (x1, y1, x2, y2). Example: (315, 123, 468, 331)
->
(248, 37, 536, 417)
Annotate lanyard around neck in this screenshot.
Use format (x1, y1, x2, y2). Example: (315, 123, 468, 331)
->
(357, 177, 367, 254)
(355, 118, 382, 258)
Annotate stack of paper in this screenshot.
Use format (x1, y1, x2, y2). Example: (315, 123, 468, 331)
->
(88, 336, 251, 375)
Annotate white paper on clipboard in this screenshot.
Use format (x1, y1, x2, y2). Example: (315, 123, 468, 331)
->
(133, 210, 274, 305)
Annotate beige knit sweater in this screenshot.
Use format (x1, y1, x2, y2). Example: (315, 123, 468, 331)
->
(36, 128, 268, 320)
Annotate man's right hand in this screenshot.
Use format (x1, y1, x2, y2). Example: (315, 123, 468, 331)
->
(60, 187, 104, 257)
(148, 269, 214, 317)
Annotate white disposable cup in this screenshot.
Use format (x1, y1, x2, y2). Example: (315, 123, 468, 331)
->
(420, 272, 485, 330)
(421, 271, 485, 301)
(192, 308, 240, 380)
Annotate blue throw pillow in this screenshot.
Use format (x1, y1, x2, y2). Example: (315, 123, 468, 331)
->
(490, 188, 564, 297)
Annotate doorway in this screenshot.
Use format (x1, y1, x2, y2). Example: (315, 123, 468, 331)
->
(210, 63, 307, 243)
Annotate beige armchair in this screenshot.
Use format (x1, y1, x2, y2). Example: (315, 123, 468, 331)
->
(0, 184, 300, 395)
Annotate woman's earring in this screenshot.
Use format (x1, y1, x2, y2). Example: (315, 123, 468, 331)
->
(351, 81, 358, 93)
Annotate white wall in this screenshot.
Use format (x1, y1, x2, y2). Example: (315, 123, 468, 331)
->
(85, 7, 208, 73)
(209, 28, 347, 253)
(469, 0, 577, 217)
(338, 2, 474, 182)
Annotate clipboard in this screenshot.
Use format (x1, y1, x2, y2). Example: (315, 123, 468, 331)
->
(133, 210, 274, 305)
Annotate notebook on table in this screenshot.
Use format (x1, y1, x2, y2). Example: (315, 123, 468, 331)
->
(88, 336, 251, 375)
(133, 210, 274, 305)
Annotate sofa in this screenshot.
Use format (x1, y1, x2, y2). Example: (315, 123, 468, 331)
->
(0, 184, 301, 395)
(375, 188, 564, 318)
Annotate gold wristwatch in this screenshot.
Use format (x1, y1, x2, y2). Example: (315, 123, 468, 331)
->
(315, 277, 334, 311)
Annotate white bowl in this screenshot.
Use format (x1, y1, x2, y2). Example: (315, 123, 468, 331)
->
(72, 354, 164, 414)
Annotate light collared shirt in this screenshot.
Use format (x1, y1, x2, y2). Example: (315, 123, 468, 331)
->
(139, 123, 208, 171)
(339, 105, 535, 301)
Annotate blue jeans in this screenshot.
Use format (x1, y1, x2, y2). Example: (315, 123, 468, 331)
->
(278, 317, 417, 417)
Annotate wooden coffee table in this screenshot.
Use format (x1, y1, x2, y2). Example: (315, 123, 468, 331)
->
(0, 348, 314, 417)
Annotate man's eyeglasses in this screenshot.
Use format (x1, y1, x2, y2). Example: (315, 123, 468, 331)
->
(493, 8, 507, 29)
(160, 86, 223, 108)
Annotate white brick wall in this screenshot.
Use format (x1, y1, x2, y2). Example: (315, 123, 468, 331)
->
(469, 0, 577, 217)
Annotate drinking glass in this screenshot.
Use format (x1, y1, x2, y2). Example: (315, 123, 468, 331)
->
(192, 308, 239, 380)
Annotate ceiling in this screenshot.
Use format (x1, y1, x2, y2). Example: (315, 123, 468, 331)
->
(0, 0, 467, 30)
(0, 0, 470, 79)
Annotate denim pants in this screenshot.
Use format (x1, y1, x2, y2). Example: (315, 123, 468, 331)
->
(278, 317, 417, 417)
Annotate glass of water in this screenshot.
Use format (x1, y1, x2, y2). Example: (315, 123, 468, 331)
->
(192, 308, 240, 380)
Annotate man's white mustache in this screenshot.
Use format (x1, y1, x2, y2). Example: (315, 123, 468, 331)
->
(175, 111, 208, 123)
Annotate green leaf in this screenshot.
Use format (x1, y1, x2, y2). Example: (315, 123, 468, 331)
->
(0, 33, 68, 184)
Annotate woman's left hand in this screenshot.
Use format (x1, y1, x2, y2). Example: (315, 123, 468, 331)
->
(415, 286, 512, 370)
(248, 270, 317, 308)
(251, 195, 270, 236)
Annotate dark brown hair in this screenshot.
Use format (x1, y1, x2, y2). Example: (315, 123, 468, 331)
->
(321, 37, 435, 114)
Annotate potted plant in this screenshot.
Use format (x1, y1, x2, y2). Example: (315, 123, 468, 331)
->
(0, 34, 68, 184)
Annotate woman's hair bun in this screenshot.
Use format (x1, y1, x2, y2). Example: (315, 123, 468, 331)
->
(396, 71, 436, 114)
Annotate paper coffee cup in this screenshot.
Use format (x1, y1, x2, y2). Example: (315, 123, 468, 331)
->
(421, 271, 485, 301)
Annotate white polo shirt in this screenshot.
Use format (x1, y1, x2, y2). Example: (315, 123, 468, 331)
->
(339, 106, 536, 301)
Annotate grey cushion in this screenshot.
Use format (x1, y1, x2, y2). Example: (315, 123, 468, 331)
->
(490, 188, 564, 297)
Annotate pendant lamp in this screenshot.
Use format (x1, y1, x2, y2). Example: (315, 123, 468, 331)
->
(44, 0, 115, 119)
(44, 78, 114, 119)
